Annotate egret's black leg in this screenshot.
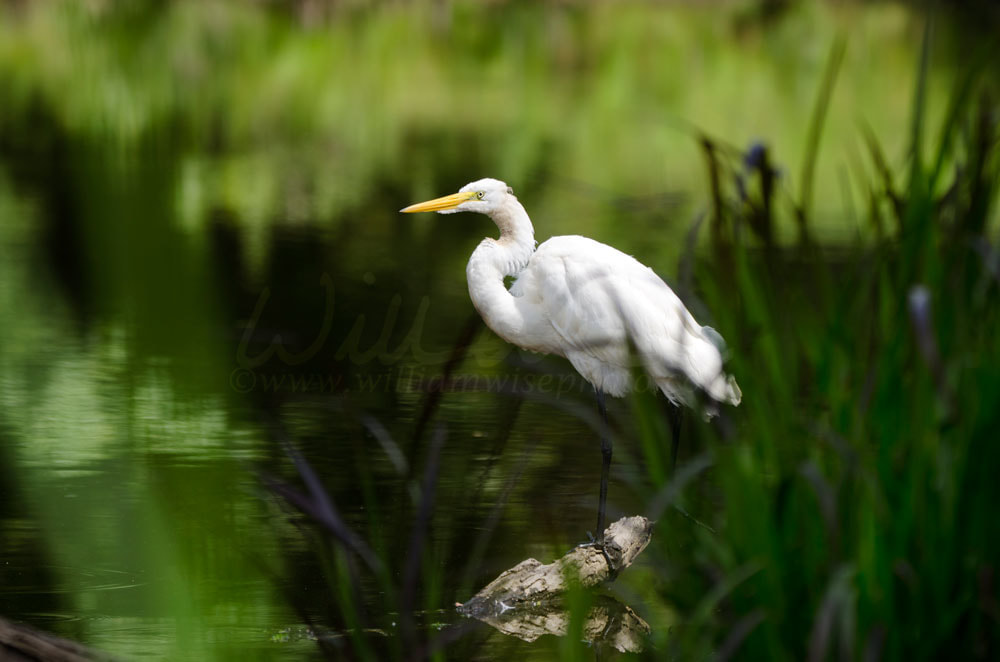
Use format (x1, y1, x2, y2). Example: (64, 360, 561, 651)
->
(595, 388, 612, 543)
(667, 402, 682, 470)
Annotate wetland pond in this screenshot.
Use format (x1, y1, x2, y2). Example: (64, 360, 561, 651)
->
(1, 1, 997, 660)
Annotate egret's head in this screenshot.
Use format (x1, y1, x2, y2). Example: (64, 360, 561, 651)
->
(400, 178, 515, 215)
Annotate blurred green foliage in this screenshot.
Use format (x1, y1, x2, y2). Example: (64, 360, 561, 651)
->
(0, 0, 973, 249)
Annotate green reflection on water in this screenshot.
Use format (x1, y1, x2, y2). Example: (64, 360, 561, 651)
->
(0, 169, 304, 659)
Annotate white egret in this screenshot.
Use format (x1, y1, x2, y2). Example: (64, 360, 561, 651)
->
(402, 178, 740, 541)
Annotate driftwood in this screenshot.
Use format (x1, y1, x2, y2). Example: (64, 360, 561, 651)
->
(0, 616, 117, 662)
(457, 516, 653, 650)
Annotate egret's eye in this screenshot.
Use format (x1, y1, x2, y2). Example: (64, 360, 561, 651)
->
(476, 191, 485, 199)
(506, 186, 514, 195)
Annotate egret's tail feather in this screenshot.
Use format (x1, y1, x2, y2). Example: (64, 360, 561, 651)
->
(704, 372, 741, 407)
(705, 372, 743, 407)
(726, 375, 742, 406)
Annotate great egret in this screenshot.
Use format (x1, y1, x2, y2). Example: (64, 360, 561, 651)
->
(402, 178, 740, 541)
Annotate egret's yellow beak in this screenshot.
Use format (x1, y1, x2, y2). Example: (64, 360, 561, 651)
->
(400, 191, 477, 213)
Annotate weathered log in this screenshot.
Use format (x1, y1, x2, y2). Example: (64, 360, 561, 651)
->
(457, 516, 653, 620)
(0, 616, 117, 662)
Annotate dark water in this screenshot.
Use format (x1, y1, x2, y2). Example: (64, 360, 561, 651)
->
(0, 143, 663, 660)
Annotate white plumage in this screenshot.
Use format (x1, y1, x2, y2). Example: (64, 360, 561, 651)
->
(403, 177, 740, 540)
(403, 177, 741, 412)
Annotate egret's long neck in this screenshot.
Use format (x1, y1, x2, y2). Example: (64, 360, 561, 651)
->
(465, 197, 536, 341)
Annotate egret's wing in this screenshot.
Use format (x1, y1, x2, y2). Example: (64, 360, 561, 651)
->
(514, 236, 629, 355)
(514, 235, 739, 404)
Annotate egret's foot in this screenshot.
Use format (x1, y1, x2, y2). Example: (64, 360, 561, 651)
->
(573, 535, 616, 573)
(573, 530, 602, 550)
